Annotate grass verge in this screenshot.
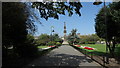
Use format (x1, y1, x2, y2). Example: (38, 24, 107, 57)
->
(37, 46, 48, 48)
(78, 44, 106, 53)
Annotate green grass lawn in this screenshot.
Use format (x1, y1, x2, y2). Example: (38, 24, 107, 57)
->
(79, 44, 106, 53)
(115, 44, 120, 57)
(75, 44, 120, 56)
(37, 46, 48, 48)
(74, 44, 107, 56)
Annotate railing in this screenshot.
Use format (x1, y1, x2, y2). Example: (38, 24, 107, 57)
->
(71, 45, 120, 68)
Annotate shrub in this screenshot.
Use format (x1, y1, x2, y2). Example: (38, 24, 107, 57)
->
(56, 42, 61, 46)
(85, 41, 96, 44)
(47, 41, 56, 46)
(16, 43, 38, 58)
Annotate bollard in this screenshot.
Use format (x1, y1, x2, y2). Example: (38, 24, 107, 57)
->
(106, 53, 109, 64)
(103, 56, 106, 67)
(91, 52, 93, 59)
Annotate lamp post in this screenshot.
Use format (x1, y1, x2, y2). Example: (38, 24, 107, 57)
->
(51, 26, 54, 42)
(93, 0, 109, 65)
(103, 0, 109, 64)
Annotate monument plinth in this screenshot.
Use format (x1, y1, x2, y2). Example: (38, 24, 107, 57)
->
(62, 40, 69, 45)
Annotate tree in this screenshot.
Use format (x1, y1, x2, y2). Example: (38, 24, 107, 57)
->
(25, 34, 36, 45)
(36, 34, 50, 45)
(3, 3, 28, 58)
(2, 2, 38, 59)
(16, 34, 38, 57)
(32, 2, 82, 20)
(36, 33, 62, 46)
(88, 34, 100, 43)
(67, 29, 80, 45)
(95, 2, 120, 56)
(79, 34, 100, 44)
(50, 34, 62, 42)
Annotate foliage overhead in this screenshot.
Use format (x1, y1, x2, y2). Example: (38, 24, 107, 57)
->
(32, 2, 82, 20)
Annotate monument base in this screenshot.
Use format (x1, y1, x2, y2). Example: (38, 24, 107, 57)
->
(62, 40, 69, 45)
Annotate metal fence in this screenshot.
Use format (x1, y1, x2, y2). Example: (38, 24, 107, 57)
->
(71, 45, 120, 68)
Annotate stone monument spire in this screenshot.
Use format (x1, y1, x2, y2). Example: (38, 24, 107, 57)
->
(62, 22, 69, 45)
(64, 22, 67, 40)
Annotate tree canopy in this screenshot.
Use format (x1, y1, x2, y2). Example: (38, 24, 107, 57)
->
(32, 2, 82, 20)
(67, 29, 80, 45)
(95, 2, 120, 42)
(36, 33, 63, 46)
(79, 34, 100, 44)
(36, 34, 50, 45)
(2, 2, 39, 59)
(3, 3, 27, 49)
(95, 2, 120, 56)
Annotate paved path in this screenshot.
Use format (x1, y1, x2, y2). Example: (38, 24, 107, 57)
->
(27, 45, 100, 66)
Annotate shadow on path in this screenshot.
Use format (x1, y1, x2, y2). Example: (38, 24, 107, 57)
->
(25, 45, 100, 67)
(27, 53, 97, 66)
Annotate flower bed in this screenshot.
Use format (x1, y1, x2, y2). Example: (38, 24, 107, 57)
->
(84, 47, 94, 50)
(48, 46, 55, 47)
(74, 45, 95, 50)
(74, 45, 81, 47)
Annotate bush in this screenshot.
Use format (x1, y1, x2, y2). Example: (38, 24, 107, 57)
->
(36, 41, 46, 45)
(85, 41, 96, 44)
(54, 38, 63, 43)
(16, 43, 38, 58)
(47, 41, 56, 46)
(56, 42, 61, 46)
(79, 42, 85, 44)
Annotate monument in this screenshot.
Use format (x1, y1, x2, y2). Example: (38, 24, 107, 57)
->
(62, 22, 69, 45)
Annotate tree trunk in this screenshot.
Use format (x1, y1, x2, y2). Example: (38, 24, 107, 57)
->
(107, 41, 116, 58)
(112, 40, 116, 53)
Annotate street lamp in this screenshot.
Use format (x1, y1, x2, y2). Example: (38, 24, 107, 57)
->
(51, 26, 54, 42)
(93, 0, 102, 5)
(93, 0, 109, 64)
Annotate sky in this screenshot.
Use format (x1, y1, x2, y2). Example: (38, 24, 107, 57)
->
(34, 2, 111, 37)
